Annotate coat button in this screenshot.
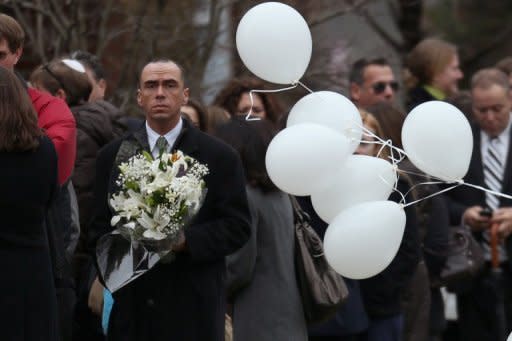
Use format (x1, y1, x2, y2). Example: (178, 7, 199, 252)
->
(147, 298, 155, 307)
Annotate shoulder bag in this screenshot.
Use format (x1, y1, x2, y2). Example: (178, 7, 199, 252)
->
(290, 196, 349, 325)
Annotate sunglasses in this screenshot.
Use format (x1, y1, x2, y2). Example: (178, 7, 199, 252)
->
(371, 81, 399, 94)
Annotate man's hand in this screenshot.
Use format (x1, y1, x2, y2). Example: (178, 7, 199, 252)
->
(491, 207, 512, 241)
(172, 232, 187, 252)
(463, 205, 491, 231)
(88, 277, 104, 316)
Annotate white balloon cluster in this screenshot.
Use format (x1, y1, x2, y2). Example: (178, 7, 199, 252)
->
(236, 3, 474, 280)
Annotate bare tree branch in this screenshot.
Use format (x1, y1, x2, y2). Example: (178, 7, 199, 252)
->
(359, 7, 403, 51)
(35, 0, 46, 63)
(96, 0, 116, 57)
(307, 0, 370, 27)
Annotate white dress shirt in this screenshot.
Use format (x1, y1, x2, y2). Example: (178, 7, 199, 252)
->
(480, 113, 511, 165)
(146, 118, 183, 159)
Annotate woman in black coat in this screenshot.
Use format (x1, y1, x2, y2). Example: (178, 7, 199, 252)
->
(0, 67, 59, 340)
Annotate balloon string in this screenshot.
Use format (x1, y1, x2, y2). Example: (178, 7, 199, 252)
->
(297, 80, 314, 93)
(356, 124, 409, 163)
(402, 184, 462, 208)
(245, 85, 299, 121)
(462, 182, 512, 200)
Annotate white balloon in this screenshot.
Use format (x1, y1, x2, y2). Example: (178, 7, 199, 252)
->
(236, 2, 312, 84)
(287, 91, 362, 153)
(311, 155, 396, 223)
(323, 201, 406, 279)
(402, 101, 473, 181)
(265, 123, 350, 196)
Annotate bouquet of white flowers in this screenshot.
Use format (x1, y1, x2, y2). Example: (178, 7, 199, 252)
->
(110, 150, 208, 241)
(96, 150, 208, 292)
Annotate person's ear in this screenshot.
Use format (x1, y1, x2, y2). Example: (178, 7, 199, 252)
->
(350, 82, 361, 102)
(13, 47, 23, 65)
(183, 88, 190, 105)
(55, 88, 67, 101)
(136, 89, 142, 107)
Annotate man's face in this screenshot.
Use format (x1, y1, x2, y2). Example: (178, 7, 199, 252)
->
(472, 84, 511, 137)
(137, 62, 189, 131)
(350, 64, 397, 108)
(0, 38, 22, 70)
(432, 54, 463, 97)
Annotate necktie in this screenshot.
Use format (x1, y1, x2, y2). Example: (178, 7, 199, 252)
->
(483, 137, 504, 210)
(155, 136, 169, 156)
(482, 136, 507, 261)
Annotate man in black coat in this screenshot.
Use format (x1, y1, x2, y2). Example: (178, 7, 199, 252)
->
(88, 59, 251, 340)
(446, 68, 512, 340)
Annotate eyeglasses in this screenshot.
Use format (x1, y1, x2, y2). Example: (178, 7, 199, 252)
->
(371, 81, 399, 94)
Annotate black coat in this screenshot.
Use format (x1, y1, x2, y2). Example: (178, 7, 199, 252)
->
(406, 86, 436, 113)
(359, 178, 421, 318)
(88, 119, 252, 340)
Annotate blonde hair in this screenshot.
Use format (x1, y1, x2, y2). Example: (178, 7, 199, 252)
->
(359, 109, 389, 160)
(405, 38, 457, 88)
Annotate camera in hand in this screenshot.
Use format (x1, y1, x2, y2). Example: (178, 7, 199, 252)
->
(480, 207, 493, 217)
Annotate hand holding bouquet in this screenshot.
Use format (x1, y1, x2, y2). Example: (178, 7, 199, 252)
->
(97, 150, 208, 292)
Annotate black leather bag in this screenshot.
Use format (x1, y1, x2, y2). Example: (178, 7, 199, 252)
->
(290, 196, 349, 325)
(424, 225, 485, 291)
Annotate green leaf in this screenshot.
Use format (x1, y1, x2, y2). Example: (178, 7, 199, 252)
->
(142, 150, 153, 161)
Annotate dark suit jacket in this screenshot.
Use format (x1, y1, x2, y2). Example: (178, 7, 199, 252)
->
(88, 119, 251, 340)
(446, 124, 512, 268)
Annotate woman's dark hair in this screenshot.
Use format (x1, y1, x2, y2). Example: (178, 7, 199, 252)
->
(213, 77, 284, 125)
(366, 102, 406, 150)
(0, 66, 42, 151)
(182, 97, 208, 132)
(214, 117, 278, 192)
(29, 59, 91, 106)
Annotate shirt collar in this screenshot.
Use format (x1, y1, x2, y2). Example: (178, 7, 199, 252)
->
(146, 118, 183, 155)
(482, 113, 512, 144)
(423, 85, 446, 101)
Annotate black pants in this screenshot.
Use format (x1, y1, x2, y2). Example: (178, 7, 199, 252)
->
(457, 263, 512, 341)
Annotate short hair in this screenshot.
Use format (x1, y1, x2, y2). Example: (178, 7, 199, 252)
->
(471, 68, 510, 92)
(213, 117, 278, 192)
(349, 57, 391, 85)
(212, 77, 284, 125)
(138, 58, 186, 86)
(495, 57, 512, 77)
(0, 14, 25, 53)
(406, 38, 457, 85)
(30, 59, 92, 106)
(0, 66, 42, 151)
(70, 50, 105, 81)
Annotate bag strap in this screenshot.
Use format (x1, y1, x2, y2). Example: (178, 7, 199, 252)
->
(288, 195, 310, 223)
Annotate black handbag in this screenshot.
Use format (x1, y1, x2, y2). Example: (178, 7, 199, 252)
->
(290, 196, 349, 325)
(424, 224, 485, 291)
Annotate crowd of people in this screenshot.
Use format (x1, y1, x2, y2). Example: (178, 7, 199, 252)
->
(1, 10, 512, 341)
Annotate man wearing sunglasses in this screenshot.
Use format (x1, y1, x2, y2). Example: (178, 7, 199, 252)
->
(349, 57, 399, 109)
